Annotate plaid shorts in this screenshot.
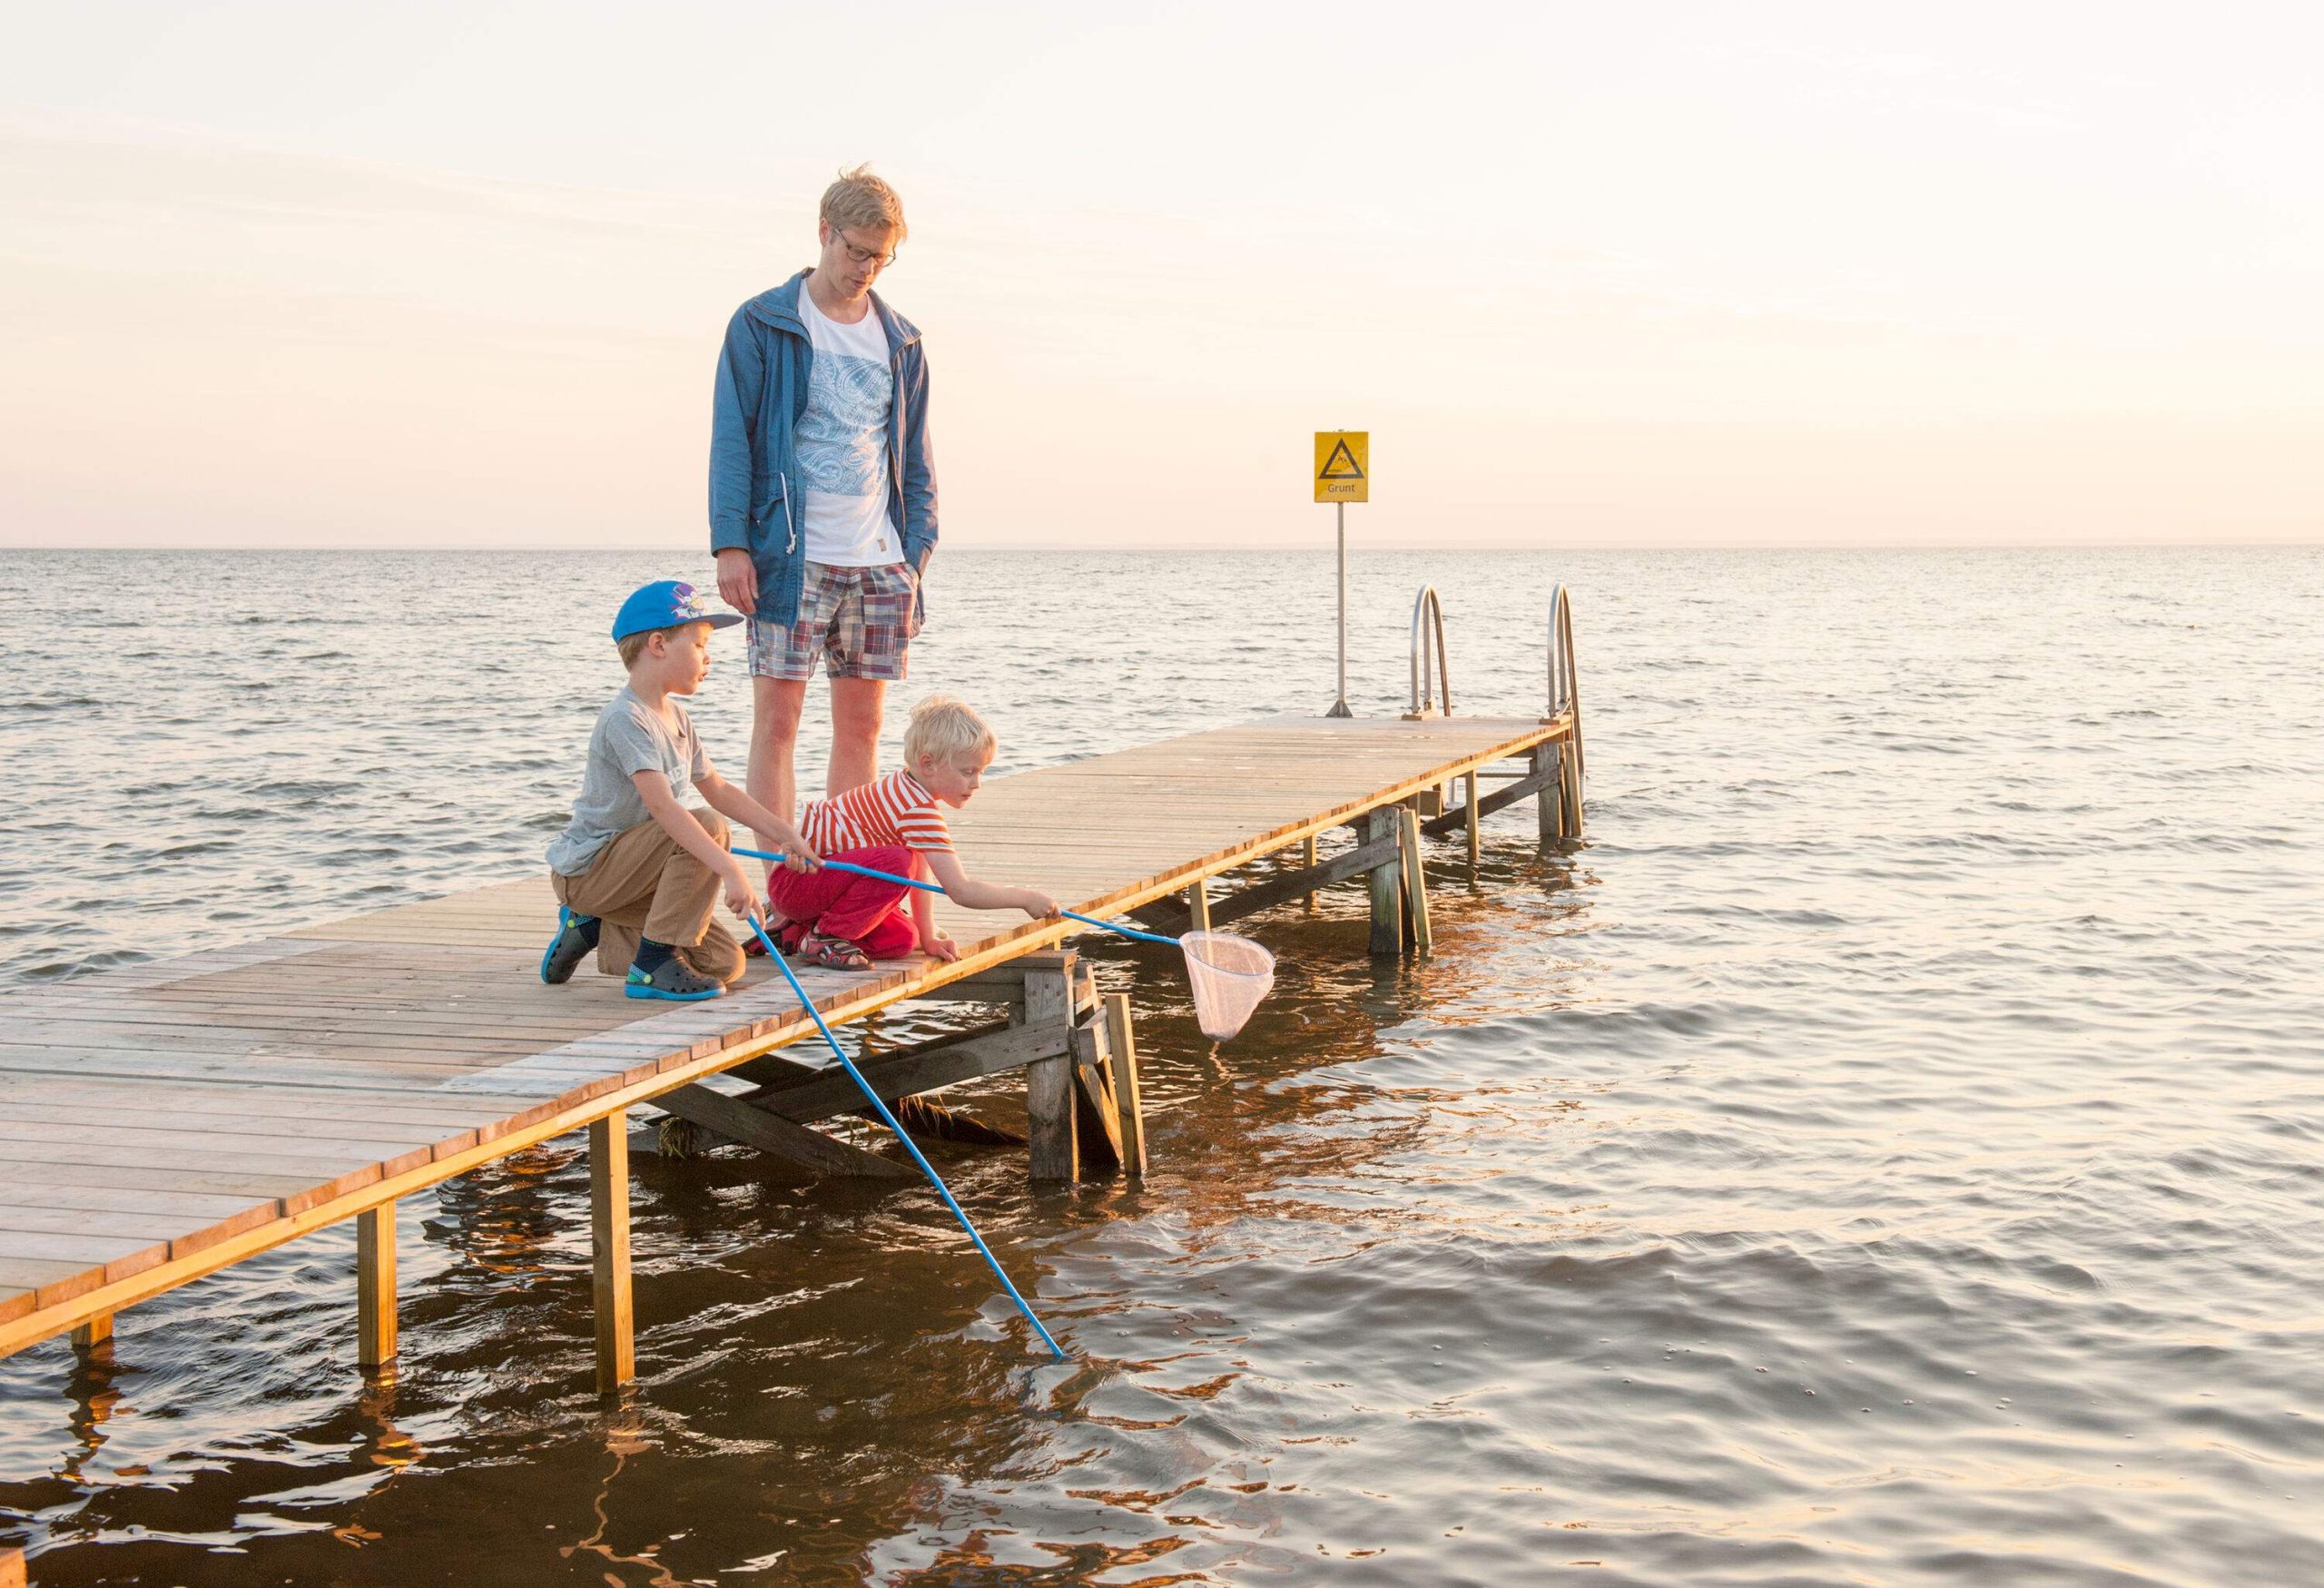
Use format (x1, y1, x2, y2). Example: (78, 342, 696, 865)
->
(747, 560, 919, 682)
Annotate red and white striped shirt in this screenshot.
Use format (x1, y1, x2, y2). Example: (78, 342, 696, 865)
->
(798, 768, 952, 856)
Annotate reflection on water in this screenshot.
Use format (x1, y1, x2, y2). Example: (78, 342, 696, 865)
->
(3, 547, 2322, 1585)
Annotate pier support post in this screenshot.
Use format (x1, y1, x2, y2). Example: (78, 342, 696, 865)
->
(1561, 739, 1584, 836)
(590, 1112, 635, 1393)
(1186, 879, 1212, 933)
(1463, 771, 1481, 871)
(1022, 956, 1080, 1183)
(1365, 806, 1404, 955)
(357, 1201, 397, 1371)
(72, 1311, 114, 1360)
(2, 1544, 23, 1588)
(1532, 743, 1566, 853)
(1398, 806, 1433, 956)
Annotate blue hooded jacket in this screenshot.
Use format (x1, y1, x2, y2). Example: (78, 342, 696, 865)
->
(707, 271, 937, 625)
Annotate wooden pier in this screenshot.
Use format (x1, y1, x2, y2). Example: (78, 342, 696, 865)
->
(0, 704, 1581, 1386)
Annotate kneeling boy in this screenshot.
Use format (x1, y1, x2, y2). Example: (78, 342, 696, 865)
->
(768, 694, 1057, 970)
(543, 579, 813, 1001)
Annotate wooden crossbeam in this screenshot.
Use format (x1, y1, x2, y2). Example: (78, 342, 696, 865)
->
(1131, 833, 1399, 935)
(1422, 761, 1557, 836)
(735, 1021, 1072, 1124)
(654, 1083, 914, 1179)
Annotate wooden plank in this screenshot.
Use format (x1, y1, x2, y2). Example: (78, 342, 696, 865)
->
(0, 1159, 334, 1201)
(590, 1112, 633, 1394)
(357, 1201, 396, 1370)
(0, 1231, 168, 1291)
(1399, 806, 1433, 956)
(0, 1207, 212, 1242)
(0, 1183, 271, 1221)
(1068, 1013, 1123, 1171)
(1023, 962, 1078, 1183)
(1561, 731, 1585, 833)
(0, 1257, 103, 1312)
(1101, 993, 1147, 1179)
(654, 1084, 913, 1179)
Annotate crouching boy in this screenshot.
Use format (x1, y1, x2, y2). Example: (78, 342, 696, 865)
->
(543, 579, 813, 1001)
(767, 695, 1057, 970)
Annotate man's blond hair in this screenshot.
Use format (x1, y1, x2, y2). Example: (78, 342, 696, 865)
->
(821, 163, 907, 242)
(905, 695, 993, 767)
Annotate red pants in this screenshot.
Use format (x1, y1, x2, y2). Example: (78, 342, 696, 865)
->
(766, 844, 919, 958)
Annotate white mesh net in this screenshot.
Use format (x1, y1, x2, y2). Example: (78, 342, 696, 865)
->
(1180, 931, 1275, 1041)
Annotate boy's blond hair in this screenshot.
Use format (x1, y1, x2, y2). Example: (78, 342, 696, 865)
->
(616, 629, 662, 667)
(905, 695, 994, 767)
(822, 163, 907, 242)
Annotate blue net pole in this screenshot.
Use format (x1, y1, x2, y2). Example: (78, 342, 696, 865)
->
(738, 911, 1066, 1361)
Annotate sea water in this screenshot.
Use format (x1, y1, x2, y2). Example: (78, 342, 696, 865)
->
(1, 547, 2319, 1585)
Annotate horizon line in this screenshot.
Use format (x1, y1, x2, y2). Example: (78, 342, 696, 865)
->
(2, 538, 2318, 555)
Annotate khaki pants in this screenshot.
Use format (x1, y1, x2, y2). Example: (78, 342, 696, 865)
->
(550, 809, 745, 983)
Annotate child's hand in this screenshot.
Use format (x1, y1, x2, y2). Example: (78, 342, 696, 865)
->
(720, 859, 760, 922)
(1018, 889, 1060, 921)
(921, 929, 960, 963)
(774, 824, 820, 873)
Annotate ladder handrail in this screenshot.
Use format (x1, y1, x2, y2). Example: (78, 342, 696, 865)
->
(1546, 583, 1583, 786)
(1406, 585, 1452, 718)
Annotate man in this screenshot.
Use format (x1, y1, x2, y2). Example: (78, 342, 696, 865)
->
(708, 165, 936, 858)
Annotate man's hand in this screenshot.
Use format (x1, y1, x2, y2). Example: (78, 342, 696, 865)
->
(720, 857, 760, 922)
(1016, 889, 1060, 921)
(715, 547, 759, 616)
(920, 928, 960, 963)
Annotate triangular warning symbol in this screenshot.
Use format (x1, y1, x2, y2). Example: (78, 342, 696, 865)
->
(1317, 439, 1364, 479)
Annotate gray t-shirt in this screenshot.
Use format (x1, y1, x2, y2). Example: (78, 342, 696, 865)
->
(547, 687, 714, 876)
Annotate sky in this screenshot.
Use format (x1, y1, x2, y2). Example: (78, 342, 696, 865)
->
(2, 1, 2319, 550)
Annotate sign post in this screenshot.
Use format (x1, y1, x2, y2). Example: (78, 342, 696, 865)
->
(1315, 430, 1368, 717)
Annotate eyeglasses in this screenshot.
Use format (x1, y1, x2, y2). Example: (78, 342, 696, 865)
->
(831, 231, 897, 270)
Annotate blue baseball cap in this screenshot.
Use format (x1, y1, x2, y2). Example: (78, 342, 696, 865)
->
(610, 579, 743, 641)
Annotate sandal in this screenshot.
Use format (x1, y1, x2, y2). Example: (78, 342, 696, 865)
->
(743, 920, 807, 959)
(800, 933, 872, 972)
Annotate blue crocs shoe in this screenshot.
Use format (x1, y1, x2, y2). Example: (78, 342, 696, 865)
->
(624, 959, 725, 1001)
(540, 908, 598, 985)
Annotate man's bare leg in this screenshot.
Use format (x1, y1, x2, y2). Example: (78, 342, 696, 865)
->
(749, 676, 808, 867)
(828, 676, 887, 795)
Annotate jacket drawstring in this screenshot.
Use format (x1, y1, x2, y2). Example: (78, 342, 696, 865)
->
(780, 471, 797, 554)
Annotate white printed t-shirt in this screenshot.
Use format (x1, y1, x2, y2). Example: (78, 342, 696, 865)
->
(795, 286, 901, 567)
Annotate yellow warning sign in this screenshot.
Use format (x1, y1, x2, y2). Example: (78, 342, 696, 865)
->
(1315, 430, 1368, 503)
